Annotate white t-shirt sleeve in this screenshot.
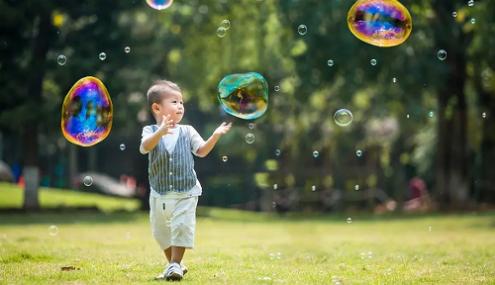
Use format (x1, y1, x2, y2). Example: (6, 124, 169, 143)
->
(139, 125, 154, 154)
(188, 125, 205, 156)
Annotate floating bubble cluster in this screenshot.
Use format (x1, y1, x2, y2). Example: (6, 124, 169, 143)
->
(61, 76, 113, 147)
(218, 72, 269, 120)
(347, 0, 413, 47)
(217, 19, 231, 38)
(146, 0, 173, 10)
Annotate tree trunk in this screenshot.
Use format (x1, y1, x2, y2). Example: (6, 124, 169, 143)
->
(475, 71, 495, 204)
(432, 0, 471, 209)
(479, 92, 495, 204)
(22, 9, 52, 210)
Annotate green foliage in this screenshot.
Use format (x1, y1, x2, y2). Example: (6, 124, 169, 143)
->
(0, 0, 494, 207)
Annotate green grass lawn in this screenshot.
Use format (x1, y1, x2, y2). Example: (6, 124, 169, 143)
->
(0, 182, 140, 212)
(0, 184, 494, 284)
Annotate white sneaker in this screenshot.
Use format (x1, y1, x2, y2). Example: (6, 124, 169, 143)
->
(154, 263, 188, 280)
(165, 262, 183, 281)
(181, 263, 188, 275)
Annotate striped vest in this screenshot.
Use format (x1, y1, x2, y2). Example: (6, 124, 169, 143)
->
(148, 125, 197, 194)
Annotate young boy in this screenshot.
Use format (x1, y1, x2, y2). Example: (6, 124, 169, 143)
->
(140, 80, 232, 281)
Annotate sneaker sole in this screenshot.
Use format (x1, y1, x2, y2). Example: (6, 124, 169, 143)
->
(165, 272, 183, 281)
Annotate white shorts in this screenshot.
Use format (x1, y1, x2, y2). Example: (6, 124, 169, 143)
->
(149, 195, 199, 250)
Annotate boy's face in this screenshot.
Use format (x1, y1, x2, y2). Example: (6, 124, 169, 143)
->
(152, 90, 184, 126)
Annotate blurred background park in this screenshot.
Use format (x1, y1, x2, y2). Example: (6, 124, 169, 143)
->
(1, 1, 495, 284)
(0, 0, 494, 213)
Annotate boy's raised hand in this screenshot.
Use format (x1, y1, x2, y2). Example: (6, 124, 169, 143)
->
(158, 114, 174, 136)
(213, 122, 232, 136)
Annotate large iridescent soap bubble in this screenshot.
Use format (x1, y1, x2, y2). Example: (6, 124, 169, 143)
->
(347, 0, 412, 47)
(146, 0, 173, 10)
(218, 72, 269, 120)
(61, 76, 113, 147)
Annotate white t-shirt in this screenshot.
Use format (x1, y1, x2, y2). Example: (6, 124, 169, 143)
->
(140, 124, 206, 198)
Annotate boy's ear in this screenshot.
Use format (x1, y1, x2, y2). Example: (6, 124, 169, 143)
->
(151, 103, 160, 114)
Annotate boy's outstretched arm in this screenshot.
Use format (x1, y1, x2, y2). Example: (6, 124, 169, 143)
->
(196, 122, 232, 158)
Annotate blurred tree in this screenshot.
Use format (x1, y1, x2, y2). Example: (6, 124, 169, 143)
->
(0, 0, 140, 210)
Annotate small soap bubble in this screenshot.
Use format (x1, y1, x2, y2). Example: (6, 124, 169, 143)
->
(327, 59, 334, 67)
(83, 175, 93, 187)
(470, 18, 476, 24)
(49, 225, 59, 236)
(216, 26, 227, 38)
(356, 150, 363, 157)
(245, 133, 255, 144)
(119, 143, 126, 151)
(392, 77, 397, 83)
(146, 0, 173, 10)
(428, 111, 434, 118)
(222, 155, 228, 162)
(297, 24, 307, 36)
(275, 149, 281, 156)
(334, 109, 353, 127)
(482, 112, 487, 119)
(248, 123, 255, 129)
(406, 113, 410, 119)
(468, 0, 474, 7)
(221, 19, 231, 30)
(437, 49, 447, 61)
(312, 150, 319, 158)
(124, 46, 131, 53)
(346, 217, 352, 224)
(274, 85, 280, 92)
(370, 58, 377, 66)
(99, 52, 107, 61)
(273, 184, 278, 190)
(354, 184, 360, 191)
(311, 185, 316, 191)
(452, 11, 457, 18)
(57, 54, 67, 66)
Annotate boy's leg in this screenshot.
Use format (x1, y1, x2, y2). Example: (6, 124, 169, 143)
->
(171, 246, 186, 264)
(164, 247, 172, 262)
